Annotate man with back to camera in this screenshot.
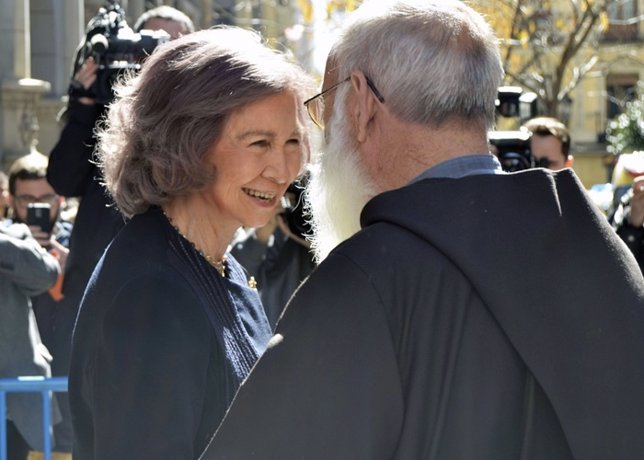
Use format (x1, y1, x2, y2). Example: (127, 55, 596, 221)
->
(202, 1, 644, 459)
(522, 116, 574, 171)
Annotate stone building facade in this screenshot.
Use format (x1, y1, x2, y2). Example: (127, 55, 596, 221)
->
(0, 0, 304, 171)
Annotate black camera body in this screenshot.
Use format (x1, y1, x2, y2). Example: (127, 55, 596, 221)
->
(27, 203, 54, 234)
(70, 0, 170, 104)
(489, 129, 534, 173)
(490, 87, 541, 172)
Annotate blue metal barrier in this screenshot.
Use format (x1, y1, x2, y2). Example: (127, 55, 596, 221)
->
(0, 376, 68, 460)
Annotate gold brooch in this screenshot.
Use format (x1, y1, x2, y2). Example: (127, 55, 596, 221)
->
(248, 276, 257, 289)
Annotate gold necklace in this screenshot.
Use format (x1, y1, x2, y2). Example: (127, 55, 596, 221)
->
(162, 208, 227, 277)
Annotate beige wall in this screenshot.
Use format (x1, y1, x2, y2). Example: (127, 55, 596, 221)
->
(551, 0, 644, 188)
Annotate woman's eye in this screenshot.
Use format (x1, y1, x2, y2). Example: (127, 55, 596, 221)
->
(251, 140, 270, 148)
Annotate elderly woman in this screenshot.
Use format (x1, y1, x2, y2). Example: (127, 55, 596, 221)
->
(68, 27, 313, 459)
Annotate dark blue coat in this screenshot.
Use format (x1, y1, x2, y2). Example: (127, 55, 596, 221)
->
(69, 206, 271, 459)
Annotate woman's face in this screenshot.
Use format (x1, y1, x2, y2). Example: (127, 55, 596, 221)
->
(204, 91, 306, 230)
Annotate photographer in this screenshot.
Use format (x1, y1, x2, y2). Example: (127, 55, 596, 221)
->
(45, 4, 194, 454)
(8, 152, 70, 254)
(1, 219, 61, 460)
(522, 116, 574, 171)
(6, 151, 73, 455)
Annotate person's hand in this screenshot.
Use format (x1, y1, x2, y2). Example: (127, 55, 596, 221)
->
(27, 225, 52, 249)
(49, 238, 70, 273)
(71, 57, 98, 105)
(628, 176, 644, 228)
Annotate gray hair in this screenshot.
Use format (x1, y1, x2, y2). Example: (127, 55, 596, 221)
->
(332, 0, 504, 130)
(97, 27, 314, 217)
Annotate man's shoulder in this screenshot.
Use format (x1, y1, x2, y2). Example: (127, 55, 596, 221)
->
(330, 221, 459, 287)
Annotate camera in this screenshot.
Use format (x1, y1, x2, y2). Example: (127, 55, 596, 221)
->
(27, 203, 54, 234)
(69, 0, 170, 104)
(488, 129, 532, 172)
(489, 87, 541, 172)
(281, 174, 312, 239)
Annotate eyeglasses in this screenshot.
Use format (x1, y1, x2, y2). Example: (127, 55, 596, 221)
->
(304, 75, 385, 128)
(14, 193, 59, 208)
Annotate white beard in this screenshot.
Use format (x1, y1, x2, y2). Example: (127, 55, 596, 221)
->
(305, 92, 378, 263)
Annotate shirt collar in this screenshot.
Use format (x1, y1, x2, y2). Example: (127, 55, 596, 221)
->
(409, 154, 505, 184)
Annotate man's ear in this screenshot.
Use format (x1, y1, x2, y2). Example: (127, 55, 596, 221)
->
(350, 71, 378, 143)
(565, 155, 574, 168)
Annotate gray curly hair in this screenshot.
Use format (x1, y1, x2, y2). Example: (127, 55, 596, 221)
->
(96, 26, 314, 217)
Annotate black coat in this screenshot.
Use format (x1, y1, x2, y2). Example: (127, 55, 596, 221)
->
(69, 207, 271, 459)
(47, 101, 125, 312)
(203, 169, 644, 459)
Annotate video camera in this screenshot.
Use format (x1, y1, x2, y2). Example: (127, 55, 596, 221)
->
(489, 86, 541, 172)
(69, 0, 170, 104)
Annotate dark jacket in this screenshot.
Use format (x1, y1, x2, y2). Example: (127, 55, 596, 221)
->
(48, 101, 124, 453)
(203, 169, 644, 459)
(47, 100, 125, 310)
(69, 207, 271, 460)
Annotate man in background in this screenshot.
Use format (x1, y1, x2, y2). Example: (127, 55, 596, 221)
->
(7, 151, 73, 455)
(522, 116, 574, 171)
(204, 1, 644, 458)
(8, 152, 70, 259)
(1, 219, 60, 459)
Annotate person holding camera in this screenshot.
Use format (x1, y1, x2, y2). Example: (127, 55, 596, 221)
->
(6, 152, 71, 304)
(7, 152, 70, 257)
(203, 1, 644, 458)
(68, 27, 314, 459)
(522, 116, 574, 171)
(6, 151, 73, 455)
(0, 218, 61, 460)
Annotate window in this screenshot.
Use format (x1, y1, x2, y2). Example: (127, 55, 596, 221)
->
(606, 73, 638, 120)
(603, 0, 639, 42)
